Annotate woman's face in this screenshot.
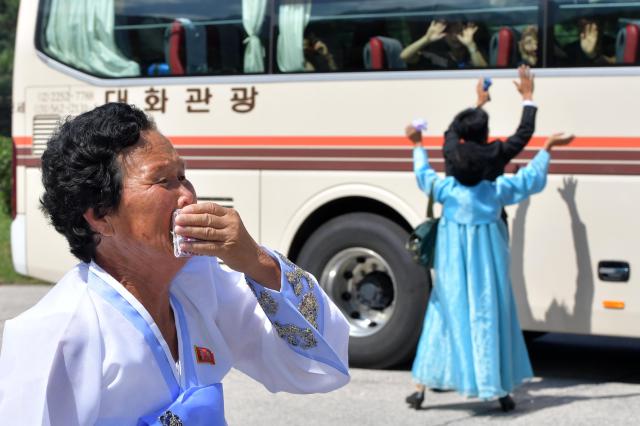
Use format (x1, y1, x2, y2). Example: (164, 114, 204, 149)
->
(106, 130, 196, 261)
(520, 34, 538, 56)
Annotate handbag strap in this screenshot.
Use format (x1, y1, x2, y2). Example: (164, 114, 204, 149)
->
(426, 181, 435, 219)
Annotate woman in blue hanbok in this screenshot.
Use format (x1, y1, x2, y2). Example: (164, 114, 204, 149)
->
(405, 127, 574, 411)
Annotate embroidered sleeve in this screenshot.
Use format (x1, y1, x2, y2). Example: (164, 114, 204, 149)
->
(244, 247, 348, 375)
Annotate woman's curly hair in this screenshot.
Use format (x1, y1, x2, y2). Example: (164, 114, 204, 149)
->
(40, 103, 154, 263)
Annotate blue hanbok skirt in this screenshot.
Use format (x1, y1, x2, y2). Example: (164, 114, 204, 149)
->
(412, 217, 533, 399)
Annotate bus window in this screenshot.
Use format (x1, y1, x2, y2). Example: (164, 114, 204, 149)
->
(549, 0, 640, 67)
(37, 0, 270, 78)
(275, 0, 373, 73)
(399, 0, 539, 70)
(274, 0, 539, 73)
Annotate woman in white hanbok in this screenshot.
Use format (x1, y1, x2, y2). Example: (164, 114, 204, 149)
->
(0, 103, 350, 425)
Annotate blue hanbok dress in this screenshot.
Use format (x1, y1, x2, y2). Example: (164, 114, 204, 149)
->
(411, 146, 551, 399)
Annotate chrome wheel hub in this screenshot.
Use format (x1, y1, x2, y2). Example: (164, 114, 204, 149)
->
(320, 247, 396, 337)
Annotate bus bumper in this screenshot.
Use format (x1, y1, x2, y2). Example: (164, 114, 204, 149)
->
(11, 214, 27, 276)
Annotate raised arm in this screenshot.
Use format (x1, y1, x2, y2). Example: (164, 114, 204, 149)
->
(407, 125, 434, 190)
(444, 79, 490, 161)
(457, 23, 488, 67)
(174, 204, 349, 391)
(215, 250, 350, 393)
(497, 133, 574, 205)
(400, 20, 446, 64)
(503, 65, 537, 160)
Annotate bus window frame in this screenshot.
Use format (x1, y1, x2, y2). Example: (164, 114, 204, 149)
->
(32, 0, 640, 83)
(33, 48, 640, 89)
(33, 0, 278, 80)
(544, 0, 640, 68)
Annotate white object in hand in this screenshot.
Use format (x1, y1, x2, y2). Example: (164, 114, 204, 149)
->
(172, 209, 200, 258)
(412, 118, 427, 132)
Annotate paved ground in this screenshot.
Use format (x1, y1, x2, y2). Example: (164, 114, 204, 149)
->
(2, 284, 640, 425)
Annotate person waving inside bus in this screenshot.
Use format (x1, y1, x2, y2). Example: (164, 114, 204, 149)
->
(400, 20, 488, 69)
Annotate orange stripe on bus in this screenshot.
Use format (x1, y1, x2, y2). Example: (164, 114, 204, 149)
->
(169, 136, 407, 146)
(13, 136, 32, 146)
(169, 136, 640, 148)
(11, 135, 640, 148)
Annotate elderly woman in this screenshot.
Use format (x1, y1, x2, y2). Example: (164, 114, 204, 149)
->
(0, 103, 349, 425)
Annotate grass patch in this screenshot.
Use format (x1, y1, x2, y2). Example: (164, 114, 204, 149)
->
(0, 207, 48, 284)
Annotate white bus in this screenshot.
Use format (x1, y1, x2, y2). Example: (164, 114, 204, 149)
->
(11, 0, 640, 368)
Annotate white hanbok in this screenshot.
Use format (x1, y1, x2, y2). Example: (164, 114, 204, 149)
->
(0, 249, 350, 425)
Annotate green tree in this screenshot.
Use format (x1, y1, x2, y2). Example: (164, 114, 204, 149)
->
(0, 0, 19, 136)
(0, 136, 10, 214)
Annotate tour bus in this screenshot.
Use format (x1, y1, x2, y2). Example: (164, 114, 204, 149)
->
(11, 0, 640, 368)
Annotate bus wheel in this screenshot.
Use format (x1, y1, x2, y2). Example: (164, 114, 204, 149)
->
(297, 212, 430, 369)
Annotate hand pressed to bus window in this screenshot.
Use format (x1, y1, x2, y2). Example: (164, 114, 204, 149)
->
(456, 23, 479, 51)
(400, 20, 488, 69)
(580, 22, 600, 59)
(560, 18, 615, 66)
(303, 33, 338, 72)
(423, 20, 447, 44)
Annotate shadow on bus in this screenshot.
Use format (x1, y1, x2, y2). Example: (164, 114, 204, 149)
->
(511, 177, 595, 337)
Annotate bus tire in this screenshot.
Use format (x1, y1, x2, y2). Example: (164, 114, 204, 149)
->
(296, 212, 430, 369)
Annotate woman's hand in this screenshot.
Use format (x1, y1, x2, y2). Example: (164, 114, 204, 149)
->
(424, 20, 447, 44)
(457, 23, 478, 50)
(405, 125, 423, 145)
(476, 78, 490, 107)
(314, 40, 329, 56)
(400, 20, 445, 64)
(580, 22, 599, 58)
(174, 203, 281, 289)
(544, 133, 575, 152)
(513, 64, 534, 101)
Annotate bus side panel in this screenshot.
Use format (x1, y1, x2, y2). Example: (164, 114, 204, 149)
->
(25, 167, 76, 282)
(260, 170, 425, 253)
(186, 170, 260, 240)
(510, 174, 640, 337)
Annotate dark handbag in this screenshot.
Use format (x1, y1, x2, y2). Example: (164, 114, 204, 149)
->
(406, 183, 439, 269)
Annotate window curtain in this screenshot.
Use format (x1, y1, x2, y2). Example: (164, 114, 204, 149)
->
(242, 0, 268, 73)
(45, 0, 140, 77)
(276, 0, 312, 72)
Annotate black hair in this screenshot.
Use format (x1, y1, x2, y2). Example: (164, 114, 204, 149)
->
(452, 108, 489, 144)
(577, 17, 602, 34)
(448, 143, 489, 187)
(40, 103, 154, 263)
(446, 107, 499, 186)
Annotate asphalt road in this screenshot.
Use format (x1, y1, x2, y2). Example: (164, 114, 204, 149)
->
(1, 285, 639, 425)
